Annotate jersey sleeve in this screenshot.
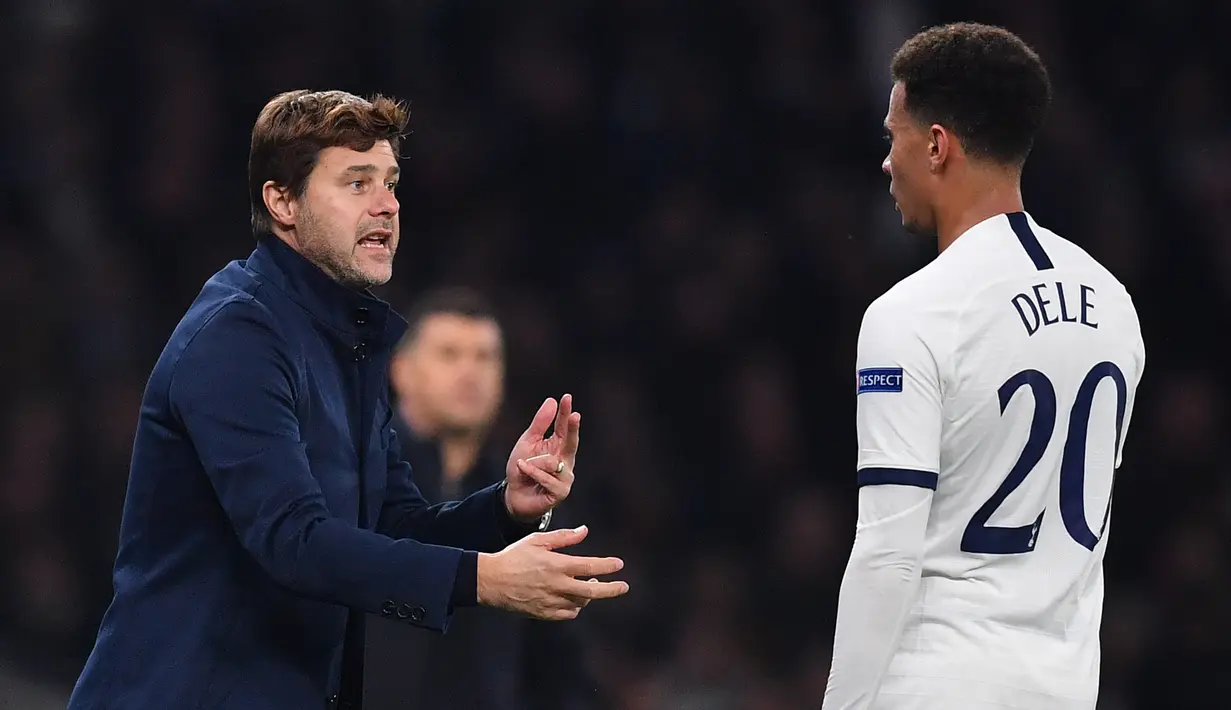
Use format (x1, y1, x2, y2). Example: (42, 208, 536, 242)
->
(823, 484, 932, 709)
(854, 297, 943, 489)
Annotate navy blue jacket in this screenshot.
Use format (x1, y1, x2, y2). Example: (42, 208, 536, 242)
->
(69, 236, 530, 710)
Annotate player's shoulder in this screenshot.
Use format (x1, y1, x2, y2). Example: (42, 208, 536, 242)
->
(859, 271, 960, 356)
(862, 276, 922, 329)
(1028, 218, 1133, 293)
(861, 244, 969, 334)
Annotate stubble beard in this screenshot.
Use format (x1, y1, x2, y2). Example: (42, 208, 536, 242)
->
(298, 208, 382, 291)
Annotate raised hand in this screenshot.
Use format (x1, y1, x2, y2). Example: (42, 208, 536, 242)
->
(503, 394, 580, 522)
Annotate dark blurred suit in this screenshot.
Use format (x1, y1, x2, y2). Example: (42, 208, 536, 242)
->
(364, 416, 603, 710)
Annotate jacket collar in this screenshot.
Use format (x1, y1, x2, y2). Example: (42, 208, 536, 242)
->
(245, 235, 407, 346)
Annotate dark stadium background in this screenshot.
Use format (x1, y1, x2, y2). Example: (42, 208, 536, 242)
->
(1, 1, 1227, 708)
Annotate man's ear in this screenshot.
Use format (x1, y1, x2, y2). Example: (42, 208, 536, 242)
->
(928, 125, 953, 173)
(262, 181, 297, 230)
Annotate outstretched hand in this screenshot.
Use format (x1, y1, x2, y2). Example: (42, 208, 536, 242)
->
(476, 525, 629, 620)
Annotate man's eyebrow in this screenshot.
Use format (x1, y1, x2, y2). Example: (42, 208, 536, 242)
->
(343, 164, 400, 177)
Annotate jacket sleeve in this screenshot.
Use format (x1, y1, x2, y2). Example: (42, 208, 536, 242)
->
(168, 297, 463, 632)
(376, 422, 537, 554)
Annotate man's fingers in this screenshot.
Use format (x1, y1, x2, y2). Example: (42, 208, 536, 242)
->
(526, 577, 624, 621)
(549, 606, 581, 621)
(561, 577, 630, 600)
(549, 394, 580, 460)
(563, 410, 580, 459)
(523, 397, 557, 439)
(528, 525, 588, 550)
(554, 394, 572, 439)
(571, 575, 600, 610)
(579, 577, 600, 607)
(517, 459, 570, 496)
(521, 454, 574, 485)
(523, 594, 581, 621)
(522, 454, 564, 474)
(559, 554, 624, 578)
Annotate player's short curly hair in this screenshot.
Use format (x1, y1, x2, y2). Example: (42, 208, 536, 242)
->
(891, 23, 1052, 166)
(248, 89, 410, 237)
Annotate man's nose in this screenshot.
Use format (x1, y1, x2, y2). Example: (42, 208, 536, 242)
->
(372, 189, 399, 216)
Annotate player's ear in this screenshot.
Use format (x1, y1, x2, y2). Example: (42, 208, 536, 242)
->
(928, 125, 950, 173)
(262, 180, 298, 230)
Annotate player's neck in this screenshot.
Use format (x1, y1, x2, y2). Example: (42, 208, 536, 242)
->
(936, 172, 1024, 253)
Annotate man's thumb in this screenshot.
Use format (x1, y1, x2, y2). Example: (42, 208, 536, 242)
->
(532, 525, 588, 550)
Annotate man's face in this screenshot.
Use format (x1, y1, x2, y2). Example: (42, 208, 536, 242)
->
(295, 141, 401, 289)
(882, 82, 938, 238)
(393, 314, 504, 434)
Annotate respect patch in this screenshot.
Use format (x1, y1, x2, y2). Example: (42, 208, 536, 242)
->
(857, 367, 904, 394)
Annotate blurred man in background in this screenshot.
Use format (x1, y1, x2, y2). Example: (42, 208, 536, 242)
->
(366, 287, 601, 710)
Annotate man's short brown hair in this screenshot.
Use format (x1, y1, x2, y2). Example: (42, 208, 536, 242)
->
(248, 89, 410, 237)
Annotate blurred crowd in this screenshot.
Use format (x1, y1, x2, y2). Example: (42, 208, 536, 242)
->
(1, 0, 1229, 708)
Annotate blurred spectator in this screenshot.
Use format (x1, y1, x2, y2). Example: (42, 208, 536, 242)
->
(366, 286, 602, 709)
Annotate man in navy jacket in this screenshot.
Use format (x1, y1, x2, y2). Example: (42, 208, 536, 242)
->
(67, 89, 628, 710)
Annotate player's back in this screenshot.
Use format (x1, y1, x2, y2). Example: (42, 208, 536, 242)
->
(874, 212, 1145, 709)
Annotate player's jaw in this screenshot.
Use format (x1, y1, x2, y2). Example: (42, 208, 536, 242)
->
(888, 178, 936, 237)
(893, 195, 928, 236)
(885, 162, 911, 222)
(888, 181, 911, 224)
(900, 205, 937, 238)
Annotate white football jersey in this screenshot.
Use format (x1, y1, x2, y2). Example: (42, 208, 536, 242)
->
(854, 211, 1145, 709)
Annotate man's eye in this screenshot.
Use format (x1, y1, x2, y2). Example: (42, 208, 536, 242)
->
(350, 180, 365, 190)
(386, 181, 398, 192)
